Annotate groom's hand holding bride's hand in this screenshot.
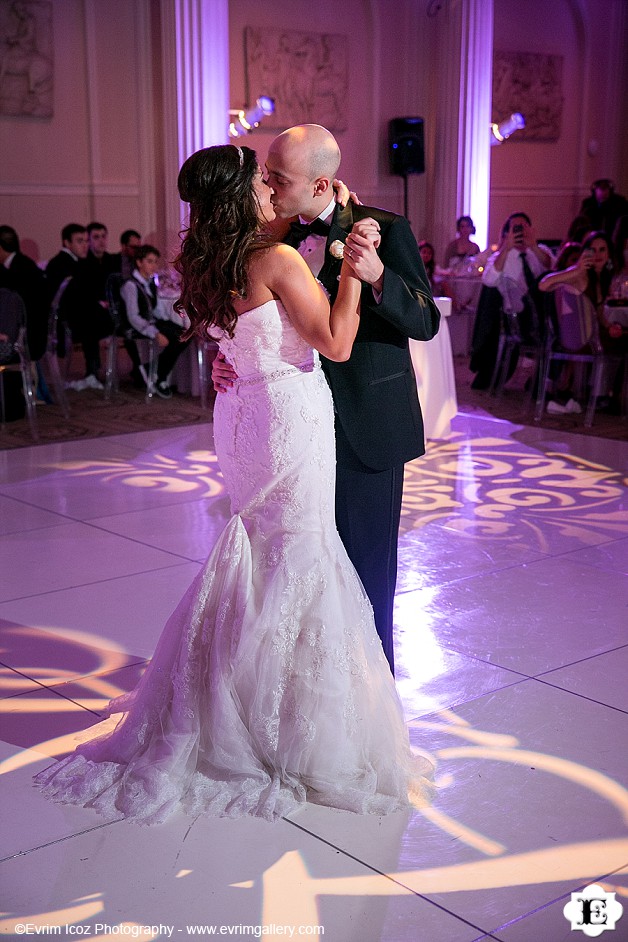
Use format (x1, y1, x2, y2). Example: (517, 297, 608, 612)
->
(344, 218, 384, 293)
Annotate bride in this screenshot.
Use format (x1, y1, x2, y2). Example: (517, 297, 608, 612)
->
(34, 144, 433, 823)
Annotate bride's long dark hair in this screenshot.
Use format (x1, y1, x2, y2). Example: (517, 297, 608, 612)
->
(174, 144, 272, 338)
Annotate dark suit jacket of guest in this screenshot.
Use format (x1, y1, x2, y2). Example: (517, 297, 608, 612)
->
(45, 250, 78, 299)
(286, 202, 439, 471)
(84, 251, 120, 302)
(0, 252, 48, 360)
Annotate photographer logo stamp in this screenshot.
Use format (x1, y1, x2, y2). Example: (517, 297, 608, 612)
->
(563, 883, 623, 937)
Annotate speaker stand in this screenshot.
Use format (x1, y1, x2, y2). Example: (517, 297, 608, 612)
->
(403, 174, 409, 222)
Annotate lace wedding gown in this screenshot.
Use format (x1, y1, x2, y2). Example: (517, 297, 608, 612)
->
(35, 300, 433, 824)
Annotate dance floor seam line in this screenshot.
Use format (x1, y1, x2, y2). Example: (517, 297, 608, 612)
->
(488, 860, 628, 938)
(0, 818, 123, 865)
(532, 641, 628, 678)
(532, 677, 628, 716)
(283, 816, 504, 939)
(0, 560, 199, 605)
(0, 660, 113, 705)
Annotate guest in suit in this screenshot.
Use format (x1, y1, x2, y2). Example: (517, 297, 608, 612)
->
(85, 222, 119, 302)
(578, 179, 628, 241)
(213, 124, 439, 673)
(45, 223, 88, 296)
(46, 223, 114, 390)
(114, 229, 142, 280)
(0, 225, 48, 361)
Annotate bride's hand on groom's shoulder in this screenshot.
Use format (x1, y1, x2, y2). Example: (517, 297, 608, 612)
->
(212, 351, 237, 393)
(332, 179, 361, 207)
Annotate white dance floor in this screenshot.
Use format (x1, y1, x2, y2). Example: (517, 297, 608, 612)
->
(1, 410, 627, 941)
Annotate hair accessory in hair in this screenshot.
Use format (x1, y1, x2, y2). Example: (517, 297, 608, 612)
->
(235, 145, 244, 167)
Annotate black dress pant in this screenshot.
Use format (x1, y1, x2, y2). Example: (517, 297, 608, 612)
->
(154, 319, 190, 382)
(334, 421, 403, 675)
(67, 306, 114, 376)
(125, 320, 191, 384)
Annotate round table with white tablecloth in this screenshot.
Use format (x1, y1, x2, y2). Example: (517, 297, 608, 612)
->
(409, 296, 458, 440)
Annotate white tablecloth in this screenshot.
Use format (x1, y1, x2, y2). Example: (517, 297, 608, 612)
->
(445, 276, 483, 355)
(409, 296, 458, 440)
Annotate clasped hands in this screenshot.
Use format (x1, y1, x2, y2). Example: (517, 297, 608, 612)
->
(343, 219, 383, 288)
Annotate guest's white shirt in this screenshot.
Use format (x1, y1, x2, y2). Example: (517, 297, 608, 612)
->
(482, 246, 551, 293)
(120, 271, 163, 338)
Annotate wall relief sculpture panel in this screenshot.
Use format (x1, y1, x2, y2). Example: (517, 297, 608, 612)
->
(0, 0, 53, 117)
(492, 51, 563, 142)
(245, 26, 348, 131)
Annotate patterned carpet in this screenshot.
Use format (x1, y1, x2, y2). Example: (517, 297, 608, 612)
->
(1, 355, 625, 450)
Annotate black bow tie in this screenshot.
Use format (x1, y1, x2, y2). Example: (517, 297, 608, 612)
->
(288, 217, 330, 245)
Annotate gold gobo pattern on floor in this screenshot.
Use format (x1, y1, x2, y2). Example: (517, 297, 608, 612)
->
(46, 450, 225, 497)
(402, 435, 627, 545)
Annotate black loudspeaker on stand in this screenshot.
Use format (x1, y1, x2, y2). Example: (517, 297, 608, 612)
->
(389, 117, 425, 220)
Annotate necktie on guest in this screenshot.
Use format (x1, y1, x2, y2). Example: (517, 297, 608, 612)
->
(148, 279, 158, 308)
(520, 252, 538, 296)
(519, 251, 543, 342)
(288, 217, 330, 245)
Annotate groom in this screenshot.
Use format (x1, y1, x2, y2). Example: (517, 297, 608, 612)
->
(215, 124, 439, 674)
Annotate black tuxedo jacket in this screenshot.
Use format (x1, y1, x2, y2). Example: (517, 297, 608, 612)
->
(285, 203, 439, 471)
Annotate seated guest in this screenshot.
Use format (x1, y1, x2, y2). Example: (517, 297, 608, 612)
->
(578, 179, 628, 241)
(45, 223, 88, 296)
(552, 241, 583, 273)
(470, 212, 552, 389)
(0, 286, 28, 417)
(540, 231, 612, 309)
(566, 214, 592, 246)
(443, 215, 481, 270)
(418, 240, 437, 291)
(120, 244, 191, 399)
(539, 231, 624, 411)
(610, 215, 628, 299)
(0, 225, 48, 362)
(46, 223, 114, 390)
(85, 222, 118, 302)
(115, 228, 142, 280)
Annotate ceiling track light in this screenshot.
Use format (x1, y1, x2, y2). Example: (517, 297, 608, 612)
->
(228, 96, 275, 138)
(491, 112, 525, 145)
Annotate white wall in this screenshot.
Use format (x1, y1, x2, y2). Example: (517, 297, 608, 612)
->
(0, 0, 158, 262)
(1, 0, 626, 263)
(489, 0, 628, 244)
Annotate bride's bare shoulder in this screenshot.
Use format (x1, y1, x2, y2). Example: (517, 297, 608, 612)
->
(249, 243, 302, 281)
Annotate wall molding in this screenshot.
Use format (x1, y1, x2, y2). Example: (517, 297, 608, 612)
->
(491, 186, 584, 197)
(0, 183, 140, 197)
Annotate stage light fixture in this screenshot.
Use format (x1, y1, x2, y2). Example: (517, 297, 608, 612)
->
(490, 112, 525, 145)
(228, 96, 275, 137)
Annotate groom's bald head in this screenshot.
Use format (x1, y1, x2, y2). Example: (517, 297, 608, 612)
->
(274, 125, 341, 180)
(265, 124, 341, 221)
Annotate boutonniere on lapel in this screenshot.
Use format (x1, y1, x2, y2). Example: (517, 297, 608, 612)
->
(329, 239, 346, 259)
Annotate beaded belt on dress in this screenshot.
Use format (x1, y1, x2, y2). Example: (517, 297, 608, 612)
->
(233, 361, 320, 388)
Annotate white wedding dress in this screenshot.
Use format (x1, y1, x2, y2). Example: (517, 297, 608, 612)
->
(35, 300, 433, 824)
